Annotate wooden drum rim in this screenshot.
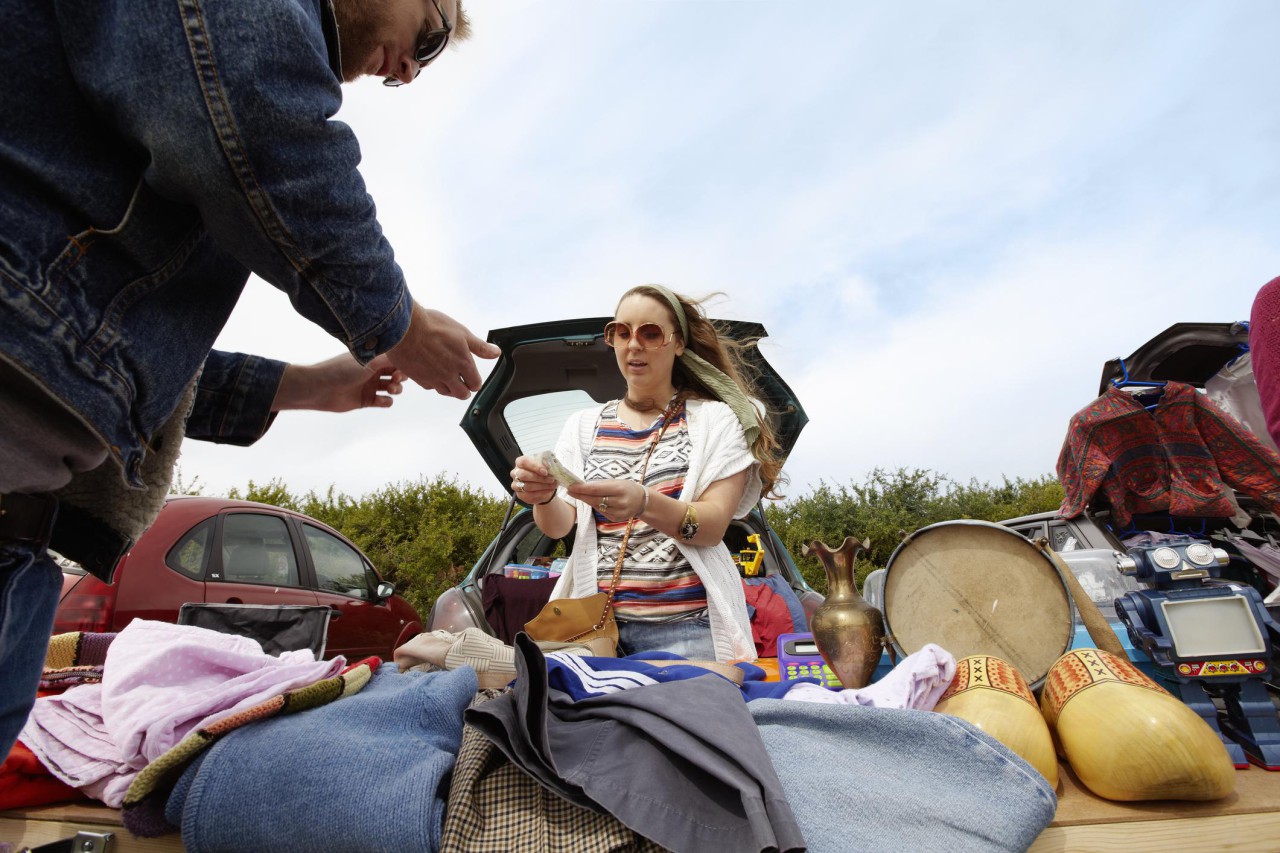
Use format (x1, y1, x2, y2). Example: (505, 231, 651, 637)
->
(882, 519, 1076, 689)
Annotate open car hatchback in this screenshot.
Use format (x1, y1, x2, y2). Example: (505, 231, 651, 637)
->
(427, 316, 820, 641)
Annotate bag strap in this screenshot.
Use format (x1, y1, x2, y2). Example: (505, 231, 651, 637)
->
(592, 396, 685, 630)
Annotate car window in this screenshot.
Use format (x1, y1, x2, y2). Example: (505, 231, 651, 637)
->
(1050, 523, 1081, 552)
(220, 513, 300, 586)
(510, 522, 568, 566)
(504, 390, 597, 455)
(303, 524, 375, 599)
(167, 518, 214, 579)
(1008, 522, 1047, 543)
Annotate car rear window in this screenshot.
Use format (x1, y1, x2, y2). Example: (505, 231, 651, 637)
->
(503, 390, 596, 455)
(167, 518, 213, 579)
(221, 513, 300, 586)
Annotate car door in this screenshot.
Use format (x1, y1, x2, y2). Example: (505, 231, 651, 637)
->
(204, 510, 320, 610)
(298, 521, 396, 660)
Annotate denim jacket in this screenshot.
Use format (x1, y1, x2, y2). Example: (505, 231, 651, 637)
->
(0, 0, 412, 488)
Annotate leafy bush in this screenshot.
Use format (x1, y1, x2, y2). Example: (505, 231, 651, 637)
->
(219, 467, 1062, 614)
(765, 468, 1064, 594)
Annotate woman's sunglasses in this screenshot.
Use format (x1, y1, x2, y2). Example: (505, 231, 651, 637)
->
(384, 0, 452, 87)
(604, 322, 676, 350)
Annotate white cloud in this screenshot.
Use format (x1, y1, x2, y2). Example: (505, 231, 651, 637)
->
(181, 0, 1280, 502)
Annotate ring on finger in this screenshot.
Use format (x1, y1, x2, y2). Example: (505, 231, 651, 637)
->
(600, 495, 610, 511)
(514, 478, 526, 491)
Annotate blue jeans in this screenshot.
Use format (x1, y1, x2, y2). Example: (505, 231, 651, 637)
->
(750, 699, 1057, 852)
(618, 612, 716, 659)
(0, 543, 60, 757)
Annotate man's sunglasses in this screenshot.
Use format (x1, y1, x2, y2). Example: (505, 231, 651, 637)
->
(604, 322, 677, 350)
(384, 0, 452, 87)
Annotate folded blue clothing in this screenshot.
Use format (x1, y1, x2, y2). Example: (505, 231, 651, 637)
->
(546, 649, 818, 702)
(171, 664, 477, 853)
(749, 699, 1057, 853)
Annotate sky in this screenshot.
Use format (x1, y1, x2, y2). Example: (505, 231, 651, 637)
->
(178, 0, 1280, 502)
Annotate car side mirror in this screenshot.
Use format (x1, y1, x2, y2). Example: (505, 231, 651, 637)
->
(374, 580, 395, 602)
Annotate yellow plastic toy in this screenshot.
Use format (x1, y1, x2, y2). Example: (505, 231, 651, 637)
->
(736, 534, 764, 576)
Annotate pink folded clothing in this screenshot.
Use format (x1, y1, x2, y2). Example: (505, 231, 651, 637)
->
(783, 643, 956, 710)
(21, 619, 344, 807)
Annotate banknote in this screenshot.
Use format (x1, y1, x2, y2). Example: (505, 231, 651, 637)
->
(536, 450, 583, 487)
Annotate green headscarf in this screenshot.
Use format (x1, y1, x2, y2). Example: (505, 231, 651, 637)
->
(647, 285, 761, 447)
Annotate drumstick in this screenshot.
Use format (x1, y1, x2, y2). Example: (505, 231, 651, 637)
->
(1038, 540, 1130, 661)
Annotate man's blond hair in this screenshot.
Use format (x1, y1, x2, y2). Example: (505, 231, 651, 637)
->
(453, 1, 472, 41)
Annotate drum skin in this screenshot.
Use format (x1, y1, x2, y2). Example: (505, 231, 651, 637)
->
(934, 655, 1059, 787)
(883, 520, 1074, 689)
(1040, 648, 1235, 802)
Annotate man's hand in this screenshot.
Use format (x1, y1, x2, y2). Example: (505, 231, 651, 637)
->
(273, 353, 406, 412)
(386, 302, 501, 400)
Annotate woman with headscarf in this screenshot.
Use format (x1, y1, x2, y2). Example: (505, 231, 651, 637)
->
(510, 285, 784, 661)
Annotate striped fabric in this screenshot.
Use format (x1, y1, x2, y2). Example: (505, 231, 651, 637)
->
(544, 651, 660, 696)
(587, 401, 707, 621)
(44, 631, 116, 670)
(443, 628, 517, 690)
(40, 632, 118, 690)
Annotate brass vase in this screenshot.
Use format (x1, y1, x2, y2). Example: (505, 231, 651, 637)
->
(805, 537, 885, 689)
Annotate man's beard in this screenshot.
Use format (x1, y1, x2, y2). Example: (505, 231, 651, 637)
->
(332, 0, 392, 82)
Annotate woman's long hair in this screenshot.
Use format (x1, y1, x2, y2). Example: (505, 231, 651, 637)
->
(618, 285, 787, 499)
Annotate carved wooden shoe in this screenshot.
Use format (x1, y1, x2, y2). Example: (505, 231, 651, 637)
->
(1040, 648, 1235, 801)
(934, 655, 1059, 787)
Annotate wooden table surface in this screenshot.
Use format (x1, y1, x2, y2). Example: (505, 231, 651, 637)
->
(1030, 762, 1280, 852)
(5, 764, 1278, 852)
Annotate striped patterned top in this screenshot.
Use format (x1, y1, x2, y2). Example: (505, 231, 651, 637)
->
(587, 400, 707, 622)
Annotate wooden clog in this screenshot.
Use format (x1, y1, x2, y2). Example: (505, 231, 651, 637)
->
(1040, 648, 1235, 801)
(934, 655, 1059, 787)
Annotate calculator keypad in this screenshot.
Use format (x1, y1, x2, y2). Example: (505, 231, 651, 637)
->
(784, 663, 842, 688)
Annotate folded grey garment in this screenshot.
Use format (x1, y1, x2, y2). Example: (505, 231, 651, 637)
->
(466, 634, 805, 853)
(749, 699, 1057, 853)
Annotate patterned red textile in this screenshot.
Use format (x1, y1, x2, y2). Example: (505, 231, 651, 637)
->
(1250, 276, 1280, 449)
(1057, 382, 1280, 526)
(0, 739, 87, 809)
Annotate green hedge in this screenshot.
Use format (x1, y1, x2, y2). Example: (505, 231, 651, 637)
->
(198, 466, 1063, 618)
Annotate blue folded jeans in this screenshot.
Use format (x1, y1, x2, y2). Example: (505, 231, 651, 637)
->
(0, 543, 61, 757)
(749, 699, 1057, 852)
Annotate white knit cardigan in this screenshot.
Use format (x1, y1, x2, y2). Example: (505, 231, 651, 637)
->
(546, 399, 760, 661)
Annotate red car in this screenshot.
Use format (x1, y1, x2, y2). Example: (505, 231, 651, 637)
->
(54, 496, 423, 661)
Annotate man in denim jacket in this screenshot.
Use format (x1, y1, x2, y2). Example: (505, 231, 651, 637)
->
(0, 0, 501, 756)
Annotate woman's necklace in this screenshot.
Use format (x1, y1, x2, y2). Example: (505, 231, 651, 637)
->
(623, 394, 661, 414)
(623, 391, 677, 416)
